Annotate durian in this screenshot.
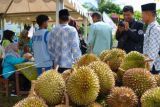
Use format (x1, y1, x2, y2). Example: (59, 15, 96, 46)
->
(123, 68, 157, 97)
(120, 51, 146, 71)
(102, 48, 126, 71)
(141, 87, 160, 107)
(88, 61, 115, 94)
(13, 97, 48, 107)
(34, 70, 65, 105)
(154, 74, 160, 86)
(75, 54, 99, 67)
(99, 50, 110, 60)
(107, 87, 138, 107)
(67, 67, 100, 106)
(118, 51, 149, 81)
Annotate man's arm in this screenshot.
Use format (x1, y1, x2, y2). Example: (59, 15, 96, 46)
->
(48, 31, 55, 61)
(70, 29, 82, 61)
(87, 25, 96, 47)
(125, 22, 144, 43)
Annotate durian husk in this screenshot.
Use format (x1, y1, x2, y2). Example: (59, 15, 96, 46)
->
(99, 50, 110, 61)
(102, 48, 126, 72)
(34, 69, 65, 106)
(118, 51, 150, 82)
(123, 68, 157, 97)
(13, 96, 48, 107)
(88, 61, 115, 94)
(154, 74, 160, 86)
(107, 87, 138, 107)
(141, 87, 160, 107)
(66, 67, 100, 106)
(75, 54, 100, 67)
(87, 102, 103, 107)
(62, 69, 74, 81)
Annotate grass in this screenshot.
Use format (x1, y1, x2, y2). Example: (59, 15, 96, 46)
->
(0, 93, 25, 107)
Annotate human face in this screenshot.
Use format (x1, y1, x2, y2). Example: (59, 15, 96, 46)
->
(123, 11, 134, 22)
(92, 16, 98, 23)
(43, 20, 49, 29)
(142, 11, 152, 24)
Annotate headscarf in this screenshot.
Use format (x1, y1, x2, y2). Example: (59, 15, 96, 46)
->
(5, 43, 20, 58)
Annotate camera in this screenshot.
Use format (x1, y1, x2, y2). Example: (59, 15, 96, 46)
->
(118, 20, 125, 27)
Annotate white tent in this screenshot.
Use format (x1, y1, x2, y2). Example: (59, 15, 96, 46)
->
(0, 0, 89, 24)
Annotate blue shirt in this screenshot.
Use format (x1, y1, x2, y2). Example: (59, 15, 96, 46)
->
(87, 21, 112, 56)
(2, 55, 26, 79)
(32, 29, 53, 68)
(48, 24, 81, 68)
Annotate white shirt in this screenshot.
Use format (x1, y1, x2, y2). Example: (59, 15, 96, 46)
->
(143, 21, 160, 70)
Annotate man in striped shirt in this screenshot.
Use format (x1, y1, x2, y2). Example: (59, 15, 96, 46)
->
(48, 9, 81, 73)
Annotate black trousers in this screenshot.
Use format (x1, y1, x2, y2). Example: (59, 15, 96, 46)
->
(151, 65, 160, 74)
(58, 68, 70, 73)
(8, 73, 31, 92)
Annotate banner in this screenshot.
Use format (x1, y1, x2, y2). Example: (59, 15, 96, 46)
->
(102, 12, 117, 34)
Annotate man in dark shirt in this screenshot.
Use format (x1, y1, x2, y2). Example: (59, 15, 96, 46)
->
(116, 6, 144, 53)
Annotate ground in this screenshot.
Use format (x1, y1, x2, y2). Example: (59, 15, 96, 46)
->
(0, 93, 25, 107)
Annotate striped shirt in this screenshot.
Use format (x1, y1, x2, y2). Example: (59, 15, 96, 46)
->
(143, 21, 160, 70)
(48, 24, 81, 68)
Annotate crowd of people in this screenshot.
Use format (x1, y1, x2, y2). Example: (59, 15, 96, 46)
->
(0, 3, 160, 95)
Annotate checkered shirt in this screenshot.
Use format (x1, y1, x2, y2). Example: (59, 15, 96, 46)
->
(48, 24, 81, 68)
(143, 21, 160, 70)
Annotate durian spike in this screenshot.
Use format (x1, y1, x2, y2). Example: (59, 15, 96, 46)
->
(144, 59, 153, 63)
(118, 68, 125, 72)
(55, 65, 59, 71)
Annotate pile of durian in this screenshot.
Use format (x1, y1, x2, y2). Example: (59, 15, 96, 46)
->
(14, 48, 160, 107)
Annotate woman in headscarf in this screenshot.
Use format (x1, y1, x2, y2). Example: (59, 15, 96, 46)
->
(2, 43, 32, 79)
(2, 30, 15, 48)
(19, 30, 32, 56)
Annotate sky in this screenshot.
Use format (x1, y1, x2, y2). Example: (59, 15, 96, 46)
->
(112, 0, 160, 11)
(81, 0, 160, 11)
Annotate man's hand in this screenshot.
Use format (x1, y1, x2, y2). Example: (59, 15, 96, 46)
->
(124, 22, 129, 31)
(118, 26, 125, 33)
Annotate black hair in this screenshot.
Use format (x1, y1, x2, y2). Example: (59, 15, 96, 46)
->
(91, 12, 102, 20)
(59, 9, 70, 21)
(3, 30, 15, 42)
(152, 11, 157, 17)
(36, 15, 49, 26)
(123, 6, 134, 13)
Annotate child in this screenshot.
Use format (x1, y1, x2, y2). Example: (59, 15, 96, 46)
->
(32, 15, 53, 76)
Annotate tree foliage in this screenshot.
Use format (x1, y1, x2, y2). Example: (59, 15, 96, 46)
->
(98, 0, 122, 14)
(157, 9, 160, 24)
(134, 11, 142, 21)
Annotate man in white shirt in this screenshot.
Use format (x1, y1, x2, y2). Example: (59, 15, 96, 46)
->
(142, 3, 160, 74)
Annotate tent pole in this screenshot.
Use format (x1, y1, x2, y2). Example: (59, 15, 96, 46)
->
(1, 17, 4, 31)
(0, 15, 2, 30)
(56, 0, 64, 25)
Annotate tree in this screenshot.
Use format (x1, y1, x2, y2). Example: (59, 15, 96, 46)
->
(157, 9, 160, 24)
(98, 0, 122, 14)
(134, 11, 142, 21)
